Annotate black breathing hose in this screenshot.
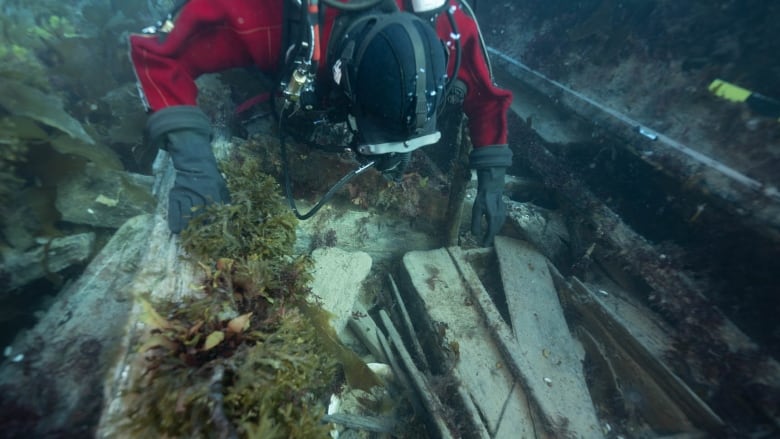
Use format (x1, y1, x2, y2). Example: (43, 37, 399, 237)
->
(279, 128, 376, 220)
(446, 5, 462, 90)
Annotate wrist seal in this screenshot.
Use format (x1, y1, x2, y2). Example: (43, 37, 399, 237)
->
(469, 145, 512, 169)
(146, 106, 212, 149)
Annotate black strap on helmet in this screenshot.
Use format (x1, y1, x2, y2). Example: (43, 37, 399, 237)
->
(345, 13, 431, 133)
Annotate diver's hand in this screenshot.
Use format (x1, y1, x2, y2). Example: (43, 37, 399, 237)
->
(469, 145, 512, 246)
(147, 106, 230, 233)
(471, 167, 507, 246)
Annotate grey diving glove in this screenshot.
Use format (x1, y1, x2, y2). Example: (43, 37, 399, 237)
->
(469, 145, 512, 247)
(147, 106, 230, 234)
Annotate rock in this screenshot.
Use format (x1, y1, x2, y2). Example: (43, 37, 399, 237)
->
(1, 232, 96, 292)
(308, 247, 372, 338)
(56, 163, 155, 228)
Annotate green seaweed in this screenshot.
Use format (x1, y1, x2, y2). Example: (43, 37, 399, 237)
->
(0, 80, 94, 145)
(0, 42, 50, 91)
(124, 257, 340, 438)
(122, 151, 373, 437)
(225, 310, 339, 439)
(0, 118, 32, 205)
(181, 154, 298, 262)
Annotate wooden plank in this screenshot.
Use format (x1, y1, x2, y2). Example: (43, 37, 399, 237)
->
(565, 275, 725, 433)
(490, 238, 605, 436)
(347, 303, 389, 365)
(387, 273, 430, 372)
(401, 249, 538, 436)
(321, 413, 397, 433)
(493, 380, 553, 439)
(492, 54, 780, 241)
(378, 310, 458, 439)
(371, 312, 421, 415)
(447, 246, 604, 439)
(494, 236, 585, 365)
(503, 111, 780, 428)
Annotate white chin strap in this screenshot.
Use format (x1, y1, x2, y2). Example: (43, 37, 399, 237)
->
(411, 0, 447, 13)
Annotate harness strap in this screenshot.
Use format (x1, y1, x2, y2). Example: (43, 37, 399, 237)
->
(350, 14, 430, 133)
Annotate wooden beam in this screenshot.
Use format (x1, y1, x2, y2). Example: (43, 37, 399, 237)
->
(447, 246, 604, 439)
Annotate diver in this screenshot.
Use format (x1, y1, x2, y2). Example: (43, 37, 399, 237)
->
(128, 0, 513, 246)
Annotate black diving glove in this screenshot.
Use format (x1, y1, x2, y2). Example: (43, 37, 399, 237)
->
(470, 145, 512, 246)
(147, 106, 230, 233)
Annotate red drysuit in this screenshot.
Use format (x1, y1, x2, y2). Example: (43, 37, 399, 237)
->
(129, 0, 512, 148)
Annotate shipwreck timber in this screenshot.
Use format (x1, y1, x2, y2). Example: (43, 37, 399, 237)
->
(1, 1, 779, 436)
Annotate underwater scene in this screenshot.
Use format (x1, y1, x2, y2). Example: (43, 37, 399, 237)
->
(0, 0, 778, 437)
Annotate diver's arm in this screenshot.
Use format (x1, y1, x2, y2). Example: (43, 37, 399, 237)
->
(129, 0, 284, 111)
(437, 0, 512, 147)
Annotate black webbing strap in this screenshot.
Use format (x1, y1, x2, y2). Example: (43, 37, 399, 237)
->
(352, 13, 429, 132)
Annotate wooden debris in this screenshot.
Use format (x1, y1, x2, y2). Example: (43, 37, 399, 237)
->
(551, 266, 724, 434)
(387, 273, 430, 372)
(346, 302, 389, 365)
(378, 310, 456, 439)
(403, 249, 556, 437)
(492, 53, 780, 241)
(321, 413, 397, 434)
(374, 319, 424, 417)
(446, 246, 603, 438)
(0, 216, 151, 436)
(509, 125, 780, 429)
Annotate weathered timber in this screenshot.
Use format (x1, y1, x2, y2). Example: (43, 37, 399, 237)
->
(565, 273, 724, 434)
(386, 273, 430, 372)
(373, 315, 424, 417)
(321, 413, 398, 434)
(446, 246, 604, 438)
(504, 124, 780, 428)
(97, 153, 210, 437)
(378, 310, 456, 439)
(551, 268, 713, 434)
(403, 249, 556, 437)
(0, 215, 150, 437)
(347, 302, 390, 365)
(494, 236, 582, 356)
(491, 52, 780, 242)
(493, 236, 601, 434)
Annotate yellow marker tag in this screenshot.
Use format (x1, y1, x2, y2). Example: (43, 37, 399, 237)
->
(708, 79, 751, 103)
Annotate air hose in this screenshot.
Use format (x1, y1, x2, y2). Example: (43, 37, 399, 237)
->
(279, 128, 376, 220)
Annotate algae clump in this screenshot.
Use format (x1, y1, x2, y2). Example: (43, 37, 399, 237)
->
(181, 155, 298, 262)
(124, 152, 350, 438)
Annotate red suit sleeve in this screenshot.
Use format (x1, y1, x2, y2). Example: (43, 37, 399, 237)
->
(436, 1, 513, 148)
(128, 0, 285, 111)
